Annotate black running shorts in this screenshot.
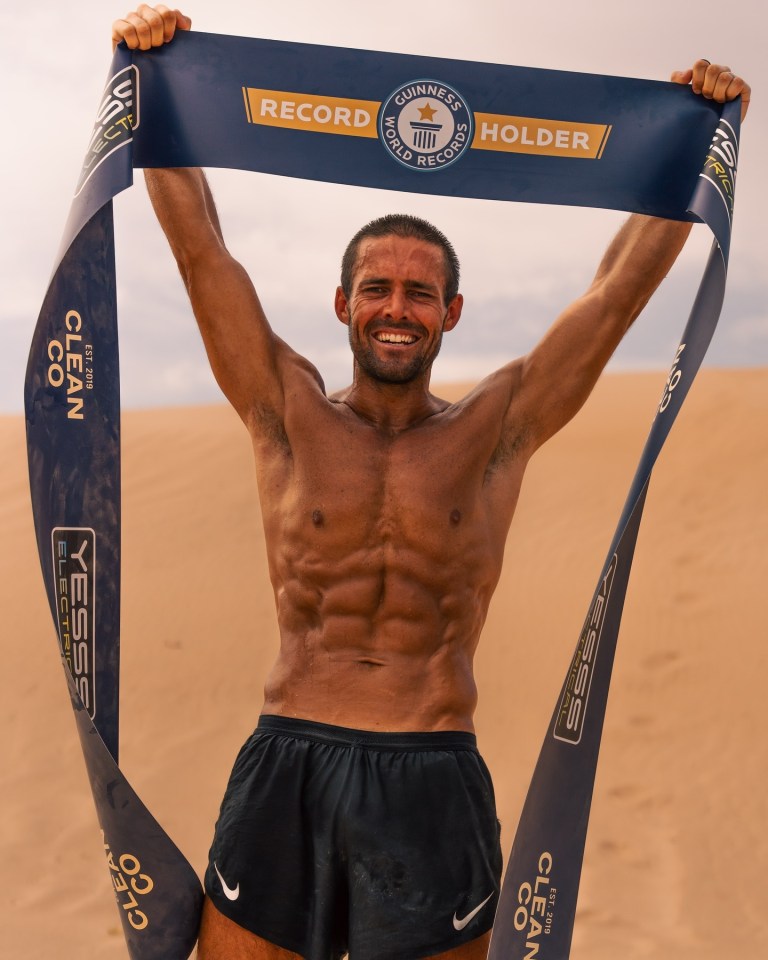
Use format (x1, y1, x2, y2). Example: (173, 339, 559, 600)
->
(205, 715, 502, 960)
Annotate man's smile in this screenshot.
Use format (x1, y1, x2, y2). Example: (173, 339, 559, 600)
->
(372, 330, 419, 345)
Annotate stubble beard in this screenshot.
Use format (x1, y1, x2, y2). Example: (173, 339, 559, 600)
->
(347, 312, 444, 385)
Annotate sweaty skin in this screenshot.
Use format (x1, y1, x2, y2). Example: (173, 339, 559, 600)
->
(112, 7, 752, 958)
(257, 244, 528, 732)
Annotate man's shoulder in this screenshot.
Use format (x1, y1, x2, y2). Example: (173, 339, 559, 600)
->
(276, 341, 327, 394)
(456, 359, 525, 413)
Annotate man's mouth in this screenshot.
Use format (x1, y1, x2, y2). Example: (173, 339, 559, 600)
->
(372, 331, 419, 345)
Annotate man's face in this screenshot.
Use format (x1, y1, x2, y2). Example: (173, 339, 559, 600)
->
(334, 235, 463, 384)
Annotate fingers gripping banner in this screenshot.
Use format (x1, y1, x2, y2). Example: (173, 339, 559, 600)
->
(25, 32, 739, 960)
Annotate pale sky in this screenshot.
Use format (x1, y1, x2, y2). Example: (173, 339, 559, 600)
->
(2, 0, 765, 411)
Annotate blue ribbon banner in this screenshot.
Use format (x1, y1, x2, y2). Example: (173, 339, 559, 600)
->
(25, 30, 739, 960)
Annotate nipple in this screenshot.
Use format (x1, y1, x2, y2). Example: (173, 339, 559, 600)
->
(450, 509, 462, 526)
(312, 509, 324, 527)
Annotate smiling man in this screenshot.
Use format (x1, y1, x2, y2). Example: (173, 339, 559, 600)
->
(111, 6, 751, 960)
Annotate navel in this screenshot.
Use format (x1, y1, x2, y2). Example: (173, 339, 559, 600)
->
(312, 509, 324, 527)
(355, 657, 387, 668)
(450, 508, 462, 526)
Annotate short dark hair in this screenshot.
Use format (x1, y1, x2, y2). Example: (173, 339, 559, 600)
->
(340, 214, 460, 303)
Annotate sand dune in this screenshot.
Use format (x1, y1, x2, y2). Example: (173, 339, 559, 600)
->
(3, 368, 767, 959)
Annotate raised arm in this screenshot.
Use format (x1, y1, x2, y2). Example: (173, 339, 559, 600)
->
(505, 59, 750, 452)
(142, 165, 288, 424)
(113, 5, 306, 427)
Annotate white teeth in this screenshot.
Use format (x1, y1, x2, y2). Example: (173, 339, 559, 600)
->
(375, 332, 417, 344)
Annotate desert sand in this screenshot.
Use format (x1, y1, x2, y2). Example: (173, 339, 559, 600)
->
(2, 367, 767, 959)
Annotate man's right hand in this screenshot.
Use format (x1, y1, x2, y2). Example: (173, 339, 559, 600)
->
(112, 4, 191, 51)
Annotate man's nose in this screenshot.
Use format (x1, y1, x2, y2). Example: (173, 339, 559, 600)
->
(383, 286, 408, 320)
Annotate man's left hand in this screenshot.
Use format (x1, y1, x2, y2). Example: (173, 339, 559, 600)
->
(671, 59, 751, 121)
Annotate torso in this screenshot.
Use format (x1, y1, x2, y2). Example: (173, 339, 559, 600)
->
(251, 356, 531, 732)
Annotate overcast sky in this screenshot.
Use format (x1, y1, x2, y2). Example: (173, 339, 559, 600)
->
(2, 0, 765, 411)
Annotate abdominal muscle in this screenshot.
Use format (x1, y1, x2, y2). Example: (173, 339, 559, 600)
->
(260, 536, 498, 733)
(262, 638, 480, 733)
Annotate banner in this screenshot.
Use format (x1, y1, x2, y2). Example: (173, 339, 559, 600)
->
(25, 30, 738, 960)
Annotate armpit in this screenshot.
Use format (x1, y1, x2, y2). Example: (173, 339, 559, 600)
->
(484, 419, 531, 480)
(251, 402, 292, 453)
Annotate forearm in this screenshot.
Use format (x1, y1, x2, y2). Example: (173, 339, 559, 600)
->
(591, 213, 693, 329)
(144, 167, 225, 274)
(517, 213, 694, 448)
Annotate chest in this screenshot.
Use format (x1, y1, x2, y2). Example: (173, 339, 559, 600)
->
(300, 420, 478, 533)
(274, 403, 518, 548)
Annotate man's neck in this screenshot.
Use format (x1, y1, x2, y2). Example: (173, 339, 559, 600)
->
(336, 368, 448, 434)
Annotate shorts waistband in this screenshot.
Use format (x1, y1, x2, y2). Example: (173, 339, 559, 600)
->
(257, 715, 477, 752)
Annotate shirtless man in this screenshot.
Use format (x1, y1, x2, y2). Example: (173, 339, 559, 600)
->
(112, 7, 750, 959)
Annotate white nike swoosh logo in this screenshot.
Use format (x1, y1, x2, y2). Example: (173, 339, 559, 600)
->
(214, 861, 240, 901)
(453, 892, 494, 931)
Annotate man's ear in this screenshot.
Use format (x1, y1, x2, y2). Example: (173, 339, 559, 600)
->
(443, 293, 464, 332)
(335, 286, 350, 326)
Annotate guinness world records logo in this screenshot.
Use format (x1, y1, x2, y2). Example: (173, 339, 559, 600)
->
(378, 78, 474, 172)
